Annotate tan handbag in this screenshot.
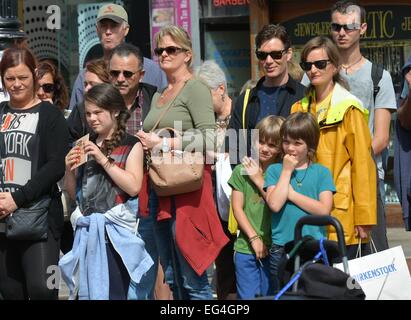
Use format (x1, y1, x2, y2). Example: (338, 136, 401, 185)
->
(147, 85, 204, 196)
(149, 133, 204, 196)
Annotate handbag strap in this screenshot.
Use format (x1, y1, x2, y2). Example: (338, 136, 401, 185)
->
(149, 80, 189, 132)
(0, 103, 6, 191)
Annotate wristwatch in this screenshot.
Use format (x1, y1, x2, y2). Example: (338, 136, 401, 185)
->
(162, 137, 170, 152)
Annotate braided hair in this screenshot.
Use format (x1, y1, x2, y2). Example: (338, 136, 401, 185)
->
(83, 83, 130, 159)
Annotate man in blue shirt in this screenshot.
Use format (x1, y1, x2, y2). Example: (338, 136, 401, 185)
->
(69, 3, 167, 110)
(227, 24, 305, 166)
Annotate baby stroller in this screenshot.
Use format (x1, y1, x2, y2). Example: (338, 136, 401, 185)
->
(273, 215, 365, 300)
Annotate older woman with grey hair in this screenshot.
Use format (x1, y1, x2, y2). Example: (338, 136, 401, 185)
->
(195, 60, 233, 153)
(195, 60, 236, 300)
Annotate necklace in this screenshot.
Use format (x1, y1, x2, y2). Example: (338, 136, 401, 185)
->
(160, 76, 191, 99)
(294, 166, 309, 187)
(216, 114, 231, 129)
(341, 56, 363, 74)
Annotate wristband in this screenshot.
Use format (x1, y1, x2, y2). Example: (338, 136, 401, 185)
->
(249, 234, 261, 243)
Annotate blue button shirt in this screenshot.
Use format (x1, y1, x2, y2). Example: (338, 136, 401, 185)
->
(256, 85, 281, 122)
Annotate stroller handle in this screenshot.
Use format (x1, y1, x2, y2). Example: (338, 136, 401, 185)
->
(294, 216, 348, 270)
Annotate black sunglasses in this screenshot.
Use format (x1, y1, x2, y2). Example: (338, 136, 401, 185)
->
(255, 48, 288, 61)
(300, 60, 330, 71)
(39, 83, 55, 93)
(331, 22, 361, 32)
(154, 46, 186, 56)
(109, 70, 139, 79)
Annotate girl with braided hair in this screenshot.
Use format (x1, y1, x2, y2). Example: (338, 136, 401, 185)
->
(61, 83, 152, 300)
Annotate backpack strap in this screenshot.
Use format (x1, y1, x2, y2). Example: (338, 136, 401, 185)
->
(371, 63, 384, 103)
(242, 89, 251, 130)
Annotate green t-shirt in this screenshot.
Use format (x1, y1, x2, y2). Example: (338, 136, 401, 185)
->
(228, 164, 272, 254)
(142, 78, 216, 151)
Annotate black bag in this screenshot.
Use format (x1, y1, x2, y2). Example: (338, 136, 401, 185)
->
(297, 263, 365, 300)
(5, 196, 50, 241)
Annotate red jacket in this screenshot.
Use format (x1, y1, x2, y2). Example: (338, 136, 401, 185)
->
(139, 165, 229, 276)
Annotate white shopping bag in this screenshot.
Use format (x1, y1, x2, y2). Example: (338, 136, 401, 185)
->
(215, 153, 232, 222)
(334, 246, 411, 300)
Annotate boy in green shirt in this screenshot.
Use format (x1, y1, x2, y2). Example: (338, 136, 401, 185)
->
(228, 115, 284, 299)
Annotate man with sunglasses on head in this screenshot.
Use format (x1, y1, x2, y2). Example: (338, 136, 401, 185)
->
(68, 3, 167, 111)
(330, 1, 397, 253)
(227, 24, 305, 165)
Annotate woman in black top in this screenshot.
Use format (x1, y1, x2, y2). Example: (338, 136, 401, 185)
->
(0, 47, 69, 299)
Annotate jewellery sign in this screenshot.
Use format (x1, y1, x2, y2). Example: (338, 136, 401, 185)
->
(150, 0, 191, 60)
(280, 5, 411, 45)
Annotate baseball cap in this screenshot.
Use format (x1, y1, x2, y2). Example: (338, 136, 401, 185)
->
(96, 4, 128, 24)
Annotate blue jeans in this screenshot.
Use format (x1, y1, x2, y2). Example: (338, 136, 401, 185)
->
(128, 191, 159, 300)
(155, 198, 213, 300)
(234, 251, 273, 299)
(269, 244, 285, 292)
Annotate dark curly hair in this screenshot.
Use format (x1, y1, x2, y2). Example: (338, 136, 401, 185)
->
(36, 61, 69, 111)
(255, 24, 291, 51)
(83, 83, 130, 158)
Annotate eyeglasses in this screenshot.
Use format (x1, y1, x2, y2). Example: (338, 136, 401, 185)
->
(300, 60, 330, 71)
(154, 46, 186, 56)
(255, 48, 288, 61)
(330, 22, 361, 32)
(109, 70, 140, 79)
(39, 83, 55, 93)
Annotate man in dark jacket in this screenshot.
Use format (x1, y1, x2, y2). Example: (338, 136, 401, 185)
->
(227, 24, 305, 165)
(108, 43, 157, 135)
(67, 43, 156, 143)
(394, 54, 411, 230)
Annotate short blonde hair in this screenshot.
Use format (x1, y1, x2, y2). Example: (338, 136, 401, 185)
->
(255, 115, 285, 161)
(155, 25, 193, 67)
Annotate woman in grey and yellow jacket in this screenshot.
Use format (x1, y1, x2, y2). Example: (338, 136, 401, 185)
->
(291, 37, 376, 257)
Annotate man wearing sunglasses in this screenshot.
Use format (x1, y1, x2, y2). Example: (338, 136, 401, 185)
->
(108, 43, 157, 135)
(68, 3, 167, 110)
(330, 1, 397, 253)
(227, 24, 305, 165)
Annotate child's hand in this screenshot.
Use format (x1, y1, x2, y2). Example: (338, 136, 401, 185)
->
(65, 146, 81, 170)
(242, 157, 264, 187)
(283, 154, 298, 172)
(242, 157, 261, 177)
(84, 141, 106, 165)
(250, 238, 268, 259)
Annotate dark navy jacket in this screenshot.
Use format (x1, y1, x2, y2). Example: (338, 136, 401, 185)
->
(394, 54, 411, 230)
(226, 75, 305, 166)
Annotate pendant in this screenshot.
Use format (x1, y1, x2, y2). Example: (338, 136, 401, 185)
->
(297, 182, 302, 187)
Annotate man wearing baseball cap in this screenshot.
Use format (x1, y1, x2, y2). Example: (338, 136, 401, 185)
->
(96, 3, 128, 24)
(68, 3, 167, 110)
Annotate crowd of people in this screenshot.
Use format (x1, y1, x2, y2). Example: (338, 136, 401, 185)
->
(0, 0, 410, 300)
